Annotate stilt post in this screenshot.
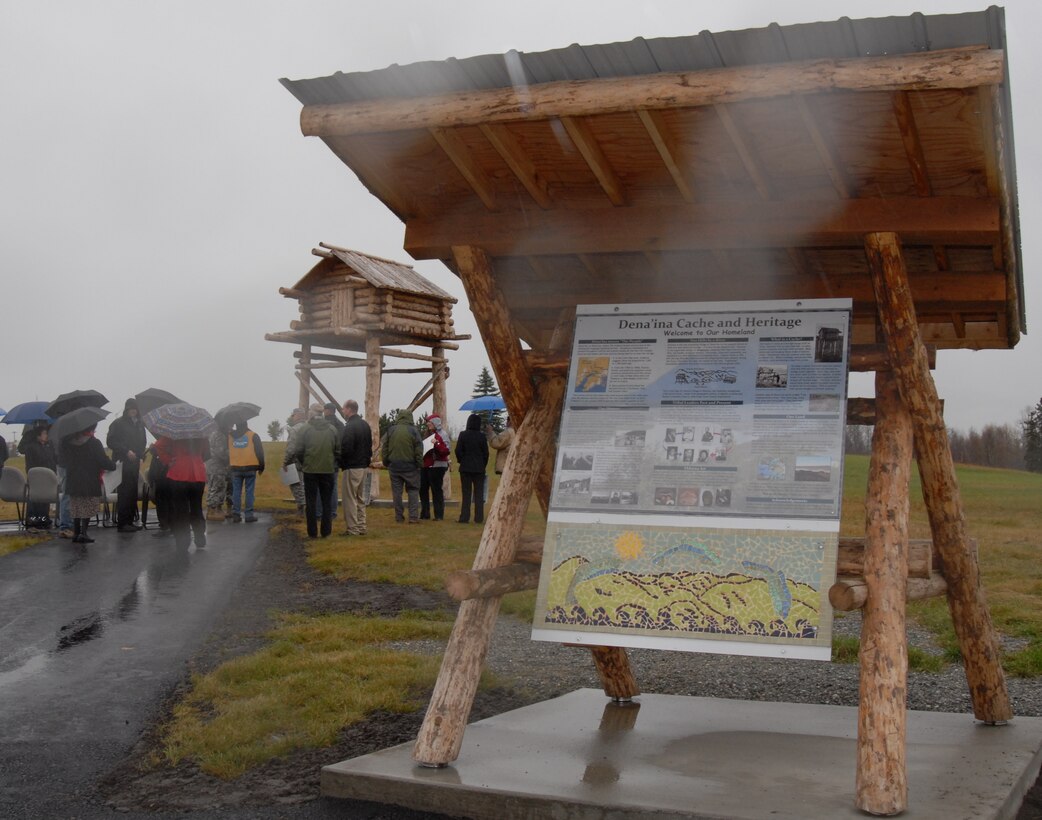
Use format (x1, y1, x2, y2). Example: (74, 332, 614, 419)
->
(856, 369, 911, 815)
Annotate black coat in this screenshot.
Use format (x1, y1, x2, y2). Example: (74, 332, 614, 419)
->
(21, 438, 56, 472)
(63, 436, 117, 497)
(454, 415, 489, 474)
(339, 414, 373, 469)
(107, 413, 147, 462)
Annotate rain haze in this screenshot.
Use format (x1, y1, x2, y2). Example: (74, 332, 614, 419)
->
(2, 0, 1039, 438)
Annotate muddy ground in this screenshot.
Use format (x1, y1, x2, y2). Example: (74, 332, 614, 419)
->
(98, 520, 533, 814)
(97, 519, 1042, 818)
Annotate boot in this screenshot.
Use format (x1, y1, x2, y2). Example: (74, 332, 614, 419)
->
(72, 518, 84, 543)
(79, 518, 95, 544)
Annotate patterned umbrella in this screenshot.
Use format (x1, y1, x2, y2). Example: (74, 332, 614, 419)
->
(215, 402, 261, 432)
(46, 389, 109, 418)
(134, 387, 182, 416)
(142, 403, 217, 440)
(2, 401, 53, 425)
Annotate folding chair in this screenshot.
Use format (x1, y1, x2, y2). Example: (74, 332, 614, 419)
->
(0, 466, 28, 528)
(25, 467, 59, 529)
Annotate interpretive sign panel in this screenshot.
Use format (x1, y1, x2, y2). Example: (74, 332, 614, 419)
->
(532, 299, 852, 660)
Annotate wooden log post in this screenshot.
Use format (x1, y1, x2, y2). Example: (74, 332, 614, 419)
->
(297, 344, 312, 410)
(856, 370, 912, 815)
(865, 231, 1011, 723)
(432, 346, 452, 500)
(413, 376, 565, 767)
(364, 335, 382, 500)
(451, 246, 638, 702)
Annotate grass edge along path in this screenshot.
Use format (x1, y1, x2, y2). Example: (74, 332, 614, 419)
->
(160, 610, 455, 779)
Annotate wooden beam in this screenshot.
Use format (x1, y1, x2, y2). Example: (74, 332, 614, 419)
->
(295, 360, 368, 369)
(445, 562, 541, 602)
(413, 376, 566, 766)
(865, 230, 1011, 723)
(479, 123, 552, 209)
(830, 572, 948, 612)
(405, 196, 1000, 259)
(378, 347, 442, 363)
(560, 116, 625, 206)
(451, 246, 534, 422)
(430, 126, 498, 210)
(301, 47, 1004, 137)
(383, 367, 432, 374)
(637, 108, 695, 202)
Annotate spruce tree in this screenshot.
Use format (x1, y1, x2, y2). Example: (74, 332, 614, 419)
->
(471, 366, 505, 431)
(1023, 398, 1042, 473)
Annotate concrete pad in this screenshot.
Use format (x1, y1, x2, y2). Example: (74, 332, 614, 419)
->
(323, 689, 1042, 820)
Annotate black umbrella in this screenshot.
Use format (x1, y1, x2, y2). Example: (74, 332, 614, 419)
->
(134, 388, 182, 416)
(50, 406, 110, 442)
(46, 389, 109, 418)
(215, 402, 261, 432)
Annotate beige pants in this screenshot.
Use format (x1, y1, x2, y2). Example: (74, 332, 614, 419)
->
(342, 467, 368, 534)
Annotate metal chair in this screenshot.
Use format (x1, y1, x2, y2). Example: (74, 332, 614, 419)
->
(25, 467, 59, 529)
(101, 465, 149, 527)
(0, 466, 28, 528)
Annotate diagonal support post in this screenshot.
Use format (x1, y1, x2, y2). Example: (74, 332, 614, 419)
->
(413, 375, 566, 766)
(865, 231, 1011, 723)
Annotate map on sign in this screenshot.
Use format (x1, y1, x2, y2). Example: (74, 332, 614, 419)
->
(532, 299, 852, 660)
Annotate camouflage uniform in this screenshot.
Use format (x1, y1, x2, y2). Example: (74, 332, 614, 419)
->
(205, 428, 230, 518)
(285, 415, 307, 514)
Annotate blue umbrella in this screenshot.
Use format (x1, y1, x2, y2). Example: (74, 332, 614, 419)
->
(2, 401, 53, 425)
(459, 395, 506, 412)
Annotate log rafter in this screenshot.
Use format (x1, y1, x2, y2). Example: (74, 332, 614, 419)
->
(479, 123, 553, 209)
(301, 47, 1003, 137)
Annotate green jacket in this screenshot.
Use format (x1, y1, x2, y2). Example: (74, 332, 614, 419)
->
(287, 417, 340, 474)
(382, 410, 422, 470)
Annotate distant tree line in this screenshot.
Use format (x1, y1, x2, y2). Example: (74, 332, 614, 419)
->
(844, 396, 1042, 473)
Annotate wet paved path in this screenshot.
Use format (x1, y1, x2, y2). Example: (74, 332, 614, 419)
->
(0, 517, 271, 818)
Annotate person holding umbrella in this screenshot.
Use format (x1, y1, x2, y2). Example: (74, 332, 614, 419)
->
(228, 420, 265, 523)
(106, 398, 146, 532)
(62, 423, 117, 544)
(154, 436, 209, 549)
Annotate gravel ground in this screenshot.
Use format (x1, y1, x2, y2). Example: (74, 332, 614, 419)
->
(99, 518, 1042, 818)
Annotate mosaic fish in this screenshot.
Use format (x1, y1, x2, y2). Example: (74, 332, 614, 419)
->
(653, 544, 721, 566)
(742, 561, 792, 618)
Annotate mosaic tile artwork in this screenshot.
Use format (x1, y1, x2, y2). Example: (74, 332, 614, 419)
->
(535, 522, 836, 649)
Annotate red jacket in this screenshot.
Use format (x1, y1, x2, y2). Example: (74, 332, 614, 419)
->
(156, 438, 209, 483)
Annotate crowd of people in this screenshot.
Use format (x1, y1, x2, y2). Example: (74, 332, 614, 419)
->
(4, 397, 514, 544)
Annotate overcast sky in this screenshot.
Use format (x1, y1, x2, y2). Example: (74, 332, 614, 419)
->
(1, 0, 1038, 439)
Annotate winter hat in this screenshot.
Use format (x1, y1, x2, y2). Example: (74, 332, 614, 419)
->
(124, 398, 138, 412)
(323, 401, 337, 411)
(428, 414, 442, 431)
(308, 403, 324, 418)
